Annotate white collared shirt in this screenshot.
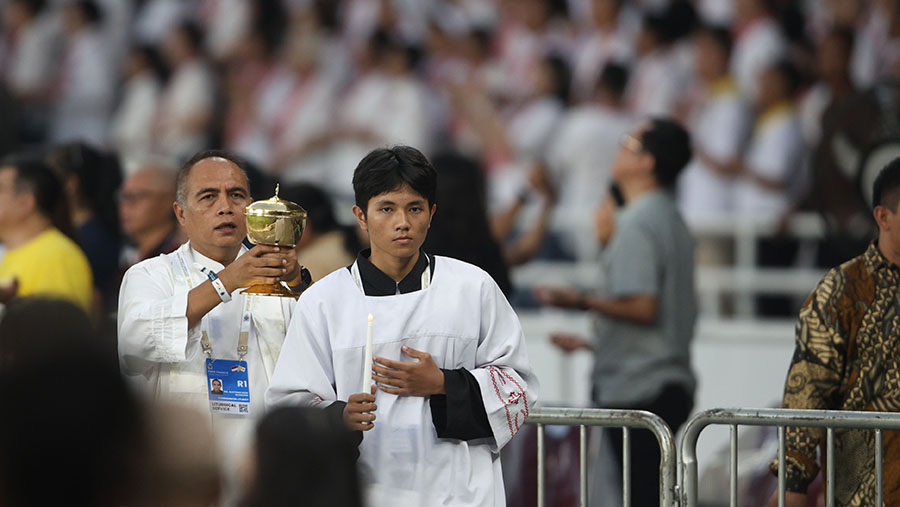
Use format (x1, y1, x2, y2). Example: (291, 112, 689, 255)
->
(118, 241, 295, 461)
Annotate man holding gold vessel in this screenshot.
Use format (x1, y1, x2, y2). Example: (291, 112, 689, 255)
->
(266, 146, 538, 507)
(118, 150, 308, 495)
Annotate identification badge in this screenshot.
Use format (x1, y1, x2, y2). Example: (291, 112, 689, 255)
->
(205, 358, 251, 416)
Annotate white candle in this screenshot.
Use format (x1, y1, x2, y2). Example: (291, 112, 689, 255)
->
(362, 313, 374, 393)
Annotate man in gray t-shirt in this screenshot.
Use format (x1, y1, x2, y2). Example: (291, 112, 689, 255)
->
(536, 118, 696, 507)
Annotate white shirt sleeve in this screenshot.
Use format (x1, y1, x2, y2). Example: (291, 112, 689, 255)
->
(117, 261, 200, 376)
(265, 296, 339, 409)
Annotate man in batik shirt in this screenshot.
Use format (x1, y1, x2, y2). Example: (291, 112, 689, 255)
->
(769, 157, 900, 506)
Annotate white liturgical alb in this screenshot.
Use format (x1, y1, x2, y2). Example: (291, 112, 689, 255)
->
(266, 256, 539, 507)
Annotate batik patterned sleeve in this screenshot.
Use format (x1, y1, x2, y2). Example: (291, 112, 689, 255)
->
(769, 267, 849, 493)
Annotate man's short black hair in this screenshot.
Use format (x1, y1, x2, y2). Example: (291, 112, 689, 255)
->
(4, 157, 64, 221)
(873, 157, 900, 212)
(352, 146, 437, 213)
(176, 149, 249, 204)
(639, 118, 693, 189)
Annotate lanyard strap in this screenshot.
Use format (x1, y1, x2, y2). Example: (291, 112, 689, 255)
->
(176, 248, 253, 359)
(350, 254, 431, 294)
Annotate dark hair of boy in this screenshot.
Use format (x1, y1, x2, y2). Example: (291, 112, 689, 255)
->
(352, 146, 437, 214)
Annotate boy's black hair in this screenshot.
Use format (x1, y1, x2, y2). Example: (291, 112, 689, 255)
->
(352, 146, 437, 214)
(639, 118, 692, 189)
(873, 157, 900, 212)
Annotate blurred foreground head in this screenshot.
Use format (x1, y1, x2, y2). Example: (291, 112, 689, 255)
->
(0, 298, 146, 507)
(241, 406, 362, 507)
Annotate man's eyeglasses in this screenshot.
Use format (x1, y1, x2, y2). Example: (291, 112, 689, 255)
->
(619, 133, 643, 153)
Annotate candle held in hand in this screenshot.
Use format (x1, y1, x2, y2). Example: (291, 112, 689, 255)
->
(362, 313, 374, 393)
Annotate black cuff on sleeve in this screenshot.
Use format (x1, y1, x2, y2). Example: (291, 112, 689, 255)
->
(429, 368, 493, 441)
(323, 400, 363, 459)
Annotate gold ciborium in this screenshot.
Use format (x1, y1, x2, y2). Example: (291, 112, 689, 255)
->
(242, 184, 307, 298)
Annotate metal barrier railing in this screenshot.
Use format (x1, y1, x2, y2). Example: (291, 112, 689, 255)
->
(526, 407, 677, 507)
(680, 408, 900, 507)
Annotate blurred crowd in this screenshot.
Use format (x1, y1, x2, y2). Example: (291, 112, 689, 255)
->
(3, 0, 900, 308)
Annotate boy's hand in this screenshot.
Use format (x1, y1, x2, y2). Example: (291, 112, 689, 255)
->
(373, 346, 446, 396)
(343, 385, 377, 431)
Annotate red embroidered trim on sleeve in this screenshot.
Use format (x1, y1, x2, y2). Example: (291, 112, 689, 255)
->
(488, 366, 529, 438)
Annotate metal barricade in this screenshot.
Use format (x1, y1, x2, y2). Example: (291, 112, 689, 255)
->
(680, 407, 900, 507)
(526, 407, 677, 507)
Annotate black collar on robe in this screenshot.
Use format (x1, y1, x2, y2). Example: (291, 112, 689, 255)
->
(351, 249, 434, 296)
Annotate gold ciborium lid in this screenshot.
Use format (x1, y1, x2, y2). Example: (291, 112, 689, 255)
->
(245, 184, 307, 247)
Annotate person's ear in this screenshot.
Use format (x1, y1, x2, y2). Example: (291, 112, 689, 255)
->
(19, 192, 36, 216)
(874, 204, 892, 232)
(352, 205, 368, 232)
(428, 203, 436, 228)
(639, 152, 656, 179)
(173, 201, 186, 227)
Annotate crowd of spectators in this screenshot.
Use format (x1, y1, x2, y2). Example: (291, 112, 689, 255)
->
(2, 0, 898, 275)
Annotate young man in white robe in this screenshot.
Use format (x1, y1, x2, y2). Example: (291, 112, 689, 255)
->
(118, 150, 307, 498)
(266, 146, 539, 507)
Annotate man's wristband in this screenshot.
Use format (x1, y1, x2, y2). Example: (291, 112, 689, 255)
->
(288, 266, 313, 294)
(196, 264, 231, 303)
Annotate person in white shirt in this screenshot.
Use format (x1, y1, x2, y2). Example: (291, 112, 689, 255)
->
(730, 0, 786, 101)
(545, 62, 636, 260)
(1, 0, 55, 103)
(678, 25, 751, 221)
(154, 22, 215, 162)
(51, 0, 115, 145)
(569, 0, 633, 104)
(733, 60, 804, 219)
(118, 150, 306, 493)
(326, 35, 430, 203)
(266, 146, 538, 507)
(265, 34, 337, 186)
(625, 10, 690, 118)
(109, 46, 163, 172)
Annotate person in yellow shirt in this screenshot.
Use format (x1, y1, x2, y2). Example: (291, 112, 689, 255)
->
(0, 157, 93, 312)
